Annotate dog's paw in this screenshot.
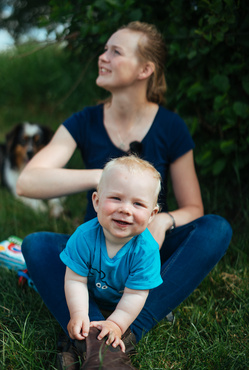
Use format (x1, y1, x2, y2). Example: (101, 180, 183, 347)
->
(48, 198, 65, 218)
(20, 197, 48, 213)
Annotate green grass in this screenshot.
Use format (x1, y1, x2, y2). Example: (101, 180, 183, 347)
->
(1, 226, 248, 369)
(0, 44, 249, 369)
(133, 247, 249, 369)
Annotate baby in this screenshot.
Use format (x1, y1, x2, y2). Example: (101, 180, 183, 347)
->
(60, 155, 163, 351)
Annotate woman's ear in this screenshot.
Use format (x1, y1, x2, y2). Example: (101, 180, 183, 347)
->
(92, 191, 99, 213)
(138, 61, 155, 80)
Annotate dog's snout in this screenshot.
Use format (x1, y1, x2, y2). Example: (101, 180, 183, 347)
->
(27, 150, 34, 160)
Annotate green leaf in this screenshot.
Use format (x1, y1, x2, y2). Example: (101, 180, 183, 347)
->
(129, 8, 143, 20)
(187, 82, 203, 98)
(212, 158, 226, 175)
(220, 139, 235, 154)
(196, 150, 213, 166)
(233, 102, 249, 119)
(242, 75, 249, 95)
(212, 74, 230, 92)
(194, 29, 212, 42)
(213, 94, 227, 110)
(105, 0, 119, 6)
(187, 50, 197, 60)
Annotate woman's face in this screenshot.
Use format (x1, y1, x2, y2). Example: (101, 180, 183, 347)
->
(96, 29, 145, 92)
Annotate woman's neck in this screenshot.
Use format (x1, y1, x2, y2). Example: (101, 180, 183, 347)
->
(103, 98, 158, 152)
(107, 92, 156, 126)
(102, 82, 159, 151)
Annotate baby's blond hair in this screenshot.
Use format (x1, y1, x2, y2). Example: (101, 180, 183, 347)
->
(98, 155, 161, 205)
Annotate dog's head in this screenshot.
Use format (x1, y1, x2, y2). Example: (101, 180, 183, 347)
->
(6, 122, 54, 170)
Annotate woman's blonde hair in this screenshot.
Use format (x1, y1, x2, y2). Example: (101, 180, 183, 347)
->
(119, 21, 167, 104)
(98, 155, 162, 205)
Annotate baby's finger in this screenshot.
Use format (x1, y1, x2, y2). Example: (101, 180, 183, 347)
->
(74, 332, 85, 340)
(112, 338, 126, 353)
(69, 326, 84, 340)
(82, 322, 89, 338)
(98, 327, 110, 340)
(90, 321, 103, 331)
(106, 331, 115, 345)
(90, 321, 98, 327)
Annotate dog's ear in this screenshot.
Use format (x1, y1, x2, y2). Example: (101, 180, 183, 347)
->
(5, 124, 22, 154)
(41, 126, 54, 143)
(0, 143, 6, 185)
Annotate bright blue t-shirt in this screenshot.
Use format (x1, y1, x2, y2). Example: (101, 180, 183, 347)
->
(63, 104, 195, 221)
(60, 218, 163, 310)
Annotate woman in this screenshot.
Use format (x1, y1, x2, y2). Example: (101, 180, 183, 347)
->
(17, 22, 232, 369)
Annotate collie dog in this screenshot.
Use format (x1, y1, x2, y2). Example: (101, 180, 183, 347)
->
(0, 122, 64, 217)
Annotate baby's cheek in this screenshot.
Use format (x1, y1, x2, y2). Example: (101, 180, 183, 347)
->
(135, 211, 150, 227)
(103, 201, 116, 214)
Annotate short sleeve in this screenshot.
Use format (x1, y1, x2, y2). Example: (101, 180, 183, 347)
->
(125, 231, 163, 290)
(62, 108, 90, 148)
(167, 113, 195, 163)
(60, 228, 90, 276)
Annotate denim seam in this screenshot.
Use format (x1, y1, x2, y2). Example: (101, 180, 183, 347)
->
(161, 225, 196, 279)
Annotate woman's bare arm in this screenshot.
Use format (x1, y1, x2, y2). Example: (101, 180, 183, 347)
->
(148, 150, 204, 247)
(16, 125, 102, 199)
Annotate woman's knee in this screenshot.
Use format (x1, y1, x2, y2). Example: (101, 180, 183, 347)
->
(197, 214, 233, 257)
(22, 232, 42, 258)
(200, 214, 232, 239)
(22, 231, 70, 263)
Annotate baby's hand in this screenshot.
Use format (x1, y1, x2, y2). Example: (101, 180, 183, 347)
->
(90, 320, 125, 352)
(67, 313, 90, 340)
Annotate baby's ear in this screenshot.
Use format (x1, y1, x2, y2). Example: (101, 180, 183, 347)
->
(148, 205, 159, 224)
(92, 191, 99, 212)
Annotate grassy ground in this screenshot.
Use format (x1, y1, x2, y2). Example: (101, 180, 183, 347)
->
(0, 44, 248, 369)
(0, 198, 248, 369)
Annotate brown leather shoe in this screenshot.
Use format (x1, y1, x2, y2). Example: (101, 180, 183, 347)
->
(75, 327, 136, 369)
(56, 334, 81, 370)
(122, 328, 136, 356)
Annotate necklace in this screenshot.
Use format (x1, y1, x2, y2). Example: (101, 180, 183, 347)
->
(116, 131, 129, 150)
(116, 126, 137, 151)
(115, 116, 142, 150)
(107, 104, 157, 151)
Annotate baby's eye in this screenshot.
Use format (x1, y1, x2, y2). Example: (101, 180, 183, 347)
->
(114, 49, 120, 55)
(111, 197, 121, 201)
(134, 202, 145, 208)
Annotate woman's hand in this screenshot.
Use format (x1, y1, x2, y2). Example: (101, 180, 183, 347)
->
(148, 212, 173, 248)
(90, 320, 125, 352)
(67, 312, 90, 340)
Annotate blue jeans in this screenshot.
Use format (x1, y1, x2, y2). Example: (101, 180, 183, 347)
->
(21, 215, 232, 342)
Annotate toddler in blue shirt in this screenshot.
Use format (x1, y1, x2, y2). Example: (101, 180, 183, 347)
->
(60, 155, 163, 351)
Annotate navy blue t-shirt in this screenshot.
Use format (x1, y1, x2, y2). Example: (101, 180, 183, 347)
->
(63, 104, 195, 221)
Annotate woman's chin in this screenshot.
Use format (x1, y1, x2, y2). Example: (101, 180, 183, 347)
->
(96, 77, 112, 92)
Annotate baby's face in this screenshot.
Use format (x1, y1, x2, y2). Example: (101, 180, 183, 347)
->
(92, 166, 158, 243)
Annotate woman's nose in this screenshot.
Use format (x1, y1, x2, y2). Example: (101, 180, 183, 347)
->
(99, 50, 109, 62)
